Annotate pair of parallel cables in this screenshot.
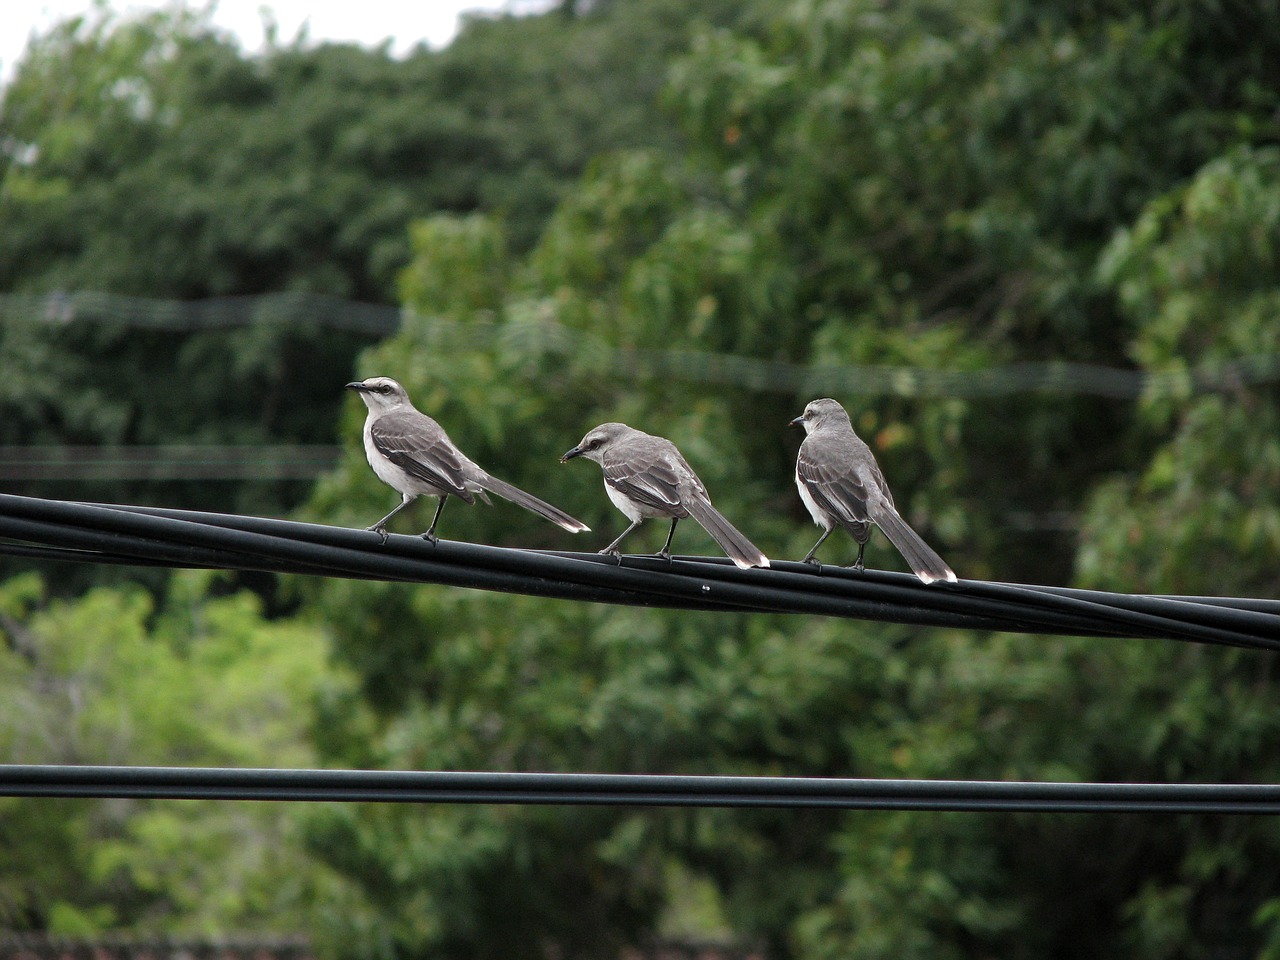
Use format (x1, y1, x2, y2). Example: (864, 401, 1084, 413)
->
(0, 493, 1276, 813)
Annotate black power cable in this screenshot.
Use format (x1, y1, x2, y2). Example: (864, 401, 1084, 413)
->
(3, 764, 1280, 813)
(0, 493, 1276, 645)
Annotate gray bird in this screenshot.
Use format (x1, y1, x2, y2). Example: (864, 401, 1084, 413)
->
(561, 422, 769, 569)
(790, 398, 956, 584)
(347, 376, 590, 543)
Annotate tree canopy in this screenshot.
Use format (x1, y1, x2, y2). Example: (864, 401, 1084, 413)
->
(0, 0, 739, 523)
(0, 0, 738, 300)
(2, 0, 1280, 957)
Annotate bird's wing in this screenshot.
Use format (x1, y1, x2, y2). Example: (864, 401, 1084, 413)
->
(796, 440, 886, 527)
(602, 443, 688, 516)
(371, 411, 474, 502)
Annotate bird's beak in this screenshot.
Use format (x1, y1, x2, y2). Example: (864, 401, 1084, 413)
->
(789, 415, 804, 427)
(560, 446, 582, 463)
(346, 381, 369, 392)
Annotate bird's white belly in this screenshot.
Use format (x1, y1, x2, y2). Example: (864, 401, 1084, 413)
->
(364, 418, 442, 498)
(796, 469, 834, 530)
(606, 480, 659, 521)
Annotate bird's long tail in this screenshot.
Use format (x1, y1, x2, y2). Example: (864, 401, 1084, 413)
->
(474, 473, 591, 534)
(685, 495, 770, 570)
(869, 504, 956, 584)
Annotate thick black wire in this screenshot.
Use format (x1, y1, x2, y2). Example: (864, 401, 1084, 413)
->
(0, 510, 738, 613)
(3, 764, 1280, 813)
(0, 496, 1093, 632)
(100, 506, 1134, 636)
(0, 493, 1277, 645)
(56, 507, 1280, 644)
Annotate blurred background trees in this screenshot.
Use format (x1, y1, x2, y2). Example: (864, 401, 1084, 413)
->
(2, 0, 1280, 957)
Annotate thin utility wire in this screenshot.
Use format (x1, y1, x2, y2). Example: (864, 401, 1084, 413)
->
(0, 493, 1276, 646)
(0, 445, 341, 481)
(3, 764, 1280, 813)
(0, 290, 400, 336)
(5, 291, 1279, 399)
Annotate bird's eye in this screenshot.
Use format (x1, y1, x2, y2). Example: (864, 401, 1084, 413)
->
(588, 438, 599, 449)
(379, 385, 391, 393)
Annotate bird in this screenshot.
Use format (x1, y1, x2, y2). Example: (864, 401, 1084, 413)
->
(790, 398, 956, 584)
(561, 421, 769, 569)
(346, 376, 589, 543)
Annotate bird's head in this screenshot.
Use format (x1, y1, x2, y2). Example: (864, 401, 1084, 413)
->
(561, 422, 632, 465)
(790, 397, 849, 434)
(345, 376, 411, 413)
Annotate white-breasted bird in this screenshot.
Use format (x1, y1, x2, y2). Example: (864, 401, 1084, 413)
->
(561, 421, 769, 570)
(790, 398, 955, 584)
(347, 376, 589, 543)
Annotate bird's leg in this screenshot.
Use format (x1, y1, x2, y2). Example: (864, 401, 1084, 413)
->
(368, 496, 413, 544)
(599, 520, 642, 564)
(801, 527, 833, 567)
(851, 540, 867, 573)
(421, 497, 448, 544)
(655, 518, 679, 564)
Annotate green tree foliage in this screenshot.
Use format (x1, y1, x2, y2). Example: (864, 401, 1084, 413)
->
(300, 0, 1280, 958)
(0, 0, 741, 523)
(2, 0, 1279, 954)
(0, 296, 374, 511)
(1085, 144, 1280, 598)
(0, 570, 360, 933)
(0, 0, 738, 300)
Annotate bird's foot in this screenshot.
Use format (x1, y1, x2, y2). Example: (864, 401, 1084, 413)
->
(598, 547, 623, 565)
(655, 549, 674, 566)
(849, 559, 865, 574)
(367, 524, 390, 546)
(421, 530, 439, 546)
(803, 555, 823, 573)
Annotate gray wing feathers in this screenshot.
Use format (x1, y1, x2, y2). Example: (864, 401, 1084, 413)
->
(602, 451, 688, 517)
(470, 470, 590, 533)
(375, 410, 587, 532)
(796, 445, 879, 528)
(603, 436, 767, 568)
(372, 412, 475, 503)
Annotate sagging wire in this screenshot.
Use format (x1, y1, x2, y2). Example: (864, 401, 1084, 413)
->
(0, 494, 1275, 646)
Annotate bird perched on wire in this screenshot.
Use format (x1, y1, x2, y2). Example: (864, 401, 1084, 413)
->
(347, 377, 589, 543)
(790, 398, 955, 584)
(561, 422, 769, 569)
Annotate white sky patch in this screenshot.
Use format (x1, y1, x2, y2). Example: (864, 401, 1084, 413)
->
(2, 0, 558, 85)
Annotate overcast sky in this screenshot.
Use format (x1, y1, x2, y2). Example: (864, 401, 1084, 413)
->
(2, 0, 554, 83)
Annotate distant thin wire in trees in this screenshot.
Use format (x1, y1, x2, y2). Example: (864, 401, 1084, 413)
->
(4, 291, 1277, 399)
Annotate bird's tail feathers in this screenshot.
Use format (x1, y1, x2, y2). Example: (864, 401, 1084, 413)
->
(474, 473, 590, 533)
(870, 505, 956, 584)
(685, 496, 770, 569)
